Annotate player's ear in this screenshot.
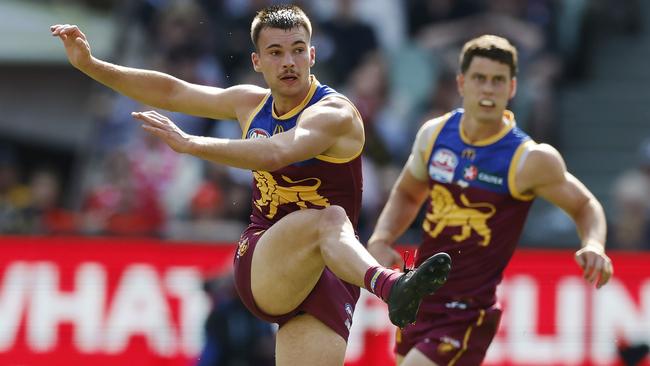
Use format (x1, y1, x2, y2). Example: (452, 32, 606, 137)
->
(456, 73, 465, 97)
(310, 46, 316, 67)
(251, 52, 261, 72)
(509, 77, 517, 99)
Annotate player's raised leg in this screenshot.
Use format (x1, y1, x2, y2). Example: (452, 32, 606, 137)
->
(250, 204, 451, 325)
(250, 205, 376, 316)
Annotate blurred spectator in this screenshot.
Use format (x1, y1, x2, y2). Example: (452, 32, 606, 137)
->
(80, 150, 165, 236)
(405, 0, 482, 38)
(418, 67, 462, 122)
(610, 139, 650, 250)
(206, 0, 272, 81)
(24, 167, 77, 234)
(344, 52, 391, 163)
(129, 0, 215, 58)
(165, 163, 248, 242)
(127, 128, 203, 218)
(306, 0, 406, 51)
(317, 0, 379, 86)
(375, 42, 437, 163)
(0, 148, 31, 233)
(152, 0, 213, 55)
(415, 0, 562, 143)
(197, 272, 275, 366)
(417, 1, 548, 60)
(340, 52, 397, 239)
(589, 0, 642, 35)
(563, 0, 643, 80)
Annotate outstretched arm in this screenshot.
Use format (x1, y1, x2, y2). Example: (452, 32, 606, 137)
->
(368, 166, 429, 268)
(517, 143, 613, 288)
(368, 121, 438, 267)
(132, 97, 362, 171)
(50, 24, 264, 122)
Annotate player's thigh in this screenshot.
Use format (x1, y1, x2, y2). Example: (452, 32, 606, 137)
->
(251, 208, 330, 315)
(399, 348, 439, 366)
(276, 313, 346, 366)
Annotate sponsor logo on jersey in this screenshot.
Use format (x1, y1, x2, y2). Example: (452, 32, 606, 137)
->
(461, 165, 504, 187)
(461, 147, 476, 160)
(478, 172, 504, 186)
(273, 125, 285, 135)
(429, 148, 458, 183)
(463, 165, 478, 181)
(247, 128, 270, 139)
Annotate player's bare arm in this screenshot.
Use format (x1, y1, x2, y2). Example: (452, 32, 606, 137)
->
(132, 97, 362, 171)
(50, 24, 265, 123)
(368, 167, 428, 268)
(368, 119, 444, 268)
(516, 143, 613, 288)
(304, 96, 365, 160)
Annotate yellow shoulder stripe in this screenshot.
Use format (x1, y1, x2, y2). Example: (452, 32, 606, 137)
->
(422, 112, 453, 164)
(241, 93, 271, 139)
(508, 139, 536, 201)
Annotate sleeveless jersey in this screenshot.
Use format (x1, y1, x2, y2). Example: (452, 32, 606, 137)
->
(417, 108, 535, 311)
(242, 76, 363, 229)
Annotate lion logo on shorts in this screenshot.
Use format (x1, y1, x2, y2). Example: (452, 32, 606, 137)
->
(253, 171, 330, 219)
(423, 184, 496, 246)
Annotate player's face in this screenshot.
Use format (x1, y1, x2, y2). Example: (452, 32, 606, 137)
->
(457, 56, 516, 123)
(252, 26, 315, 99)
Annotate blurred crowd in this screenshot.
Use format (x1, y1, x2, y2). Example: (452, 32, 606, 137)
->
(198, 272, 275, 366)
(1, 0, 648, 250)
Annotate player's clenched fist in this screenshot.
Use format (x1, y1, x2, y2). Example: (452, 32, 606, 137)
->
(50, 24, 92, 69)
(575, 244, 614, 289)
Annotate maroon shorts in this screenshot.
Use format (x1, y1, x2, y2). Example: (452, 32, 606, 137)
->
(396, 306, 502, 365)
(233, 225, 360, 341)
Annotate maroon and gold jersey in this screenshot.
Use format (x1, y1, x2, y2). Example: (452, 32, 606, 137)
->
(412, 109, 535, 312)
(242, 76, 363, 229)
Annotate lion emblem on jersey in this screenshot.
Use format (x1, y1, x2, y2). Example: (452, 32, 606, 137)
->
(253, 171, 330, 219)
(423, 184, 496, 246)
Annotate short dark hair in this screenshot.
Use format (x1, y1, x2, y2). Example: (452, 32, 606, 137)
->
(459, 35, 518, 77)
(250, 5, 312, 50)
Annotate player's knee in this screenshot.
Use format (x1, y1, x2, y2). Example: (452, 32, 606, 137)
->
(318, 205, 349, 234)
(316, 206, 353, 255)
